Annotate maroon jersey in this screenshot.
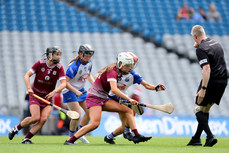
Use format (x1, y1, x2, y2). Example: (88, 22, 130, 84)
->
(88, 67, 121, 99)
(30, 58, 65, 96)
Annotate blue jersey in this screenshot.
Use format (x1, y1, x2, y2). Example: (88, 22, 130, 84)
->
(62, 59, 92, 94)
(109, 70, 143, 96)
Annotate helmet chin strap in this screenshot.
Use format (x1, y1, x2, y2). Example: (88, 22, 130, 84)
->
(48, 53, 59, 64)
(121, 70, 130, 75)
(117, 62, 130, 75)
(118, 66, 130, 75)
(79, 56, 89, 64)
(52, 59, 59, 64)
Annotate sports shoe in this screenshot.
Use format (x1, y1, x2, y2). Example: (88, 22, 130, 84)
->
(123, 132, 134, 141)
(132, 134, 152, 144)
(204, 135, 217, 147)
(64, 140, 76, 145)
(8, 126, 19, 140)
(187, 137, 202, 146)
(22, 138, 34, 144)
(104, 136, 116, 144)
(79, 136, 89, 144)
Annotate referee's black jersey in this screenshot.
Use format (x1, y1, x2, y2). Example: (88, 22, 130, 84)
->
(196, 37, 229, 80)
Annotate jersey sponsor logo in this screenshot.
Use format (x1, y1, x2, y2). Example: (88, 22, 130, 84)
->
(41, 68, 45, 72)
(78, 74, 89, 82)
(38, 79, 52, 85)
(79, 70, 82, 75)
(53, 71, 57, 75)
(45, 76, 50, 81)
(199, 59, 207, 65)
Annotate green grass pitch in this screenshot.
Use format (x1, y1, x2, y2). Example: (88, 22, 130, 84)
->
(0, 136, 229, 153)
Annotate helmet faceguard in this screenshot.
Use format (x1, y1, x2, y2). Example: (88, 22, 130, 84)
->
(78, 44, 95, 56)
(46, 46, 62, 64)
(116, 52, 134, 70)
(77, 44, 95, 64)
(126, 52, 138, 69)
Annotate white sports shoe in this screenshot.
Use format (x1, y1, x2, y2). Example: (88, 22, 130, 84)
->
(79, 136, 89, 144)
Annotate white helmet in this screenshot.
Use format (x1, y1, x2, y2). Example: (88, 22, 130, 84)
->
(126, 52, 138, 68)
(117, 52, 138, 69)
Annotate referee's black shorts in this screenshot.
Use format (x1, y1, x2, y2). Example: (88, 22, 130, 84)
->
(195, 79, 228, 106)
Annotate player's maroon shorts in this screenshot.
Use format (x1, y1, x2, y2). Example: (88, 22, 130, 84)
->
(29, 93, 53, 108)
(86, 94, 109, 109)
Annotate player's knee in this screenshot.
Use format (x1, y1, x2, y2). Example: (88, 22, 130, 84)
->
(84, 111, 89, 118)
(90, 121, 100, 130)
(40, 116, 49, 123)
(31, 116, 40, 123)
(126, 107, 133, 114)
(193, 105, 201, 114)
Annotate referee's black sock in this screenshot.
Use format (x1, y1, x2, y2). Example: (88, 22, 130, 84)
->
(193, 124, 203, 139)
(196, 111, 213, 138)
(204, 112, 209, 121)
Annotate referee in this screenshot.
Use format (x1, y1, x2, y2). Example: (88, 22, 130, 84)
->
(187, 25, 228, 147)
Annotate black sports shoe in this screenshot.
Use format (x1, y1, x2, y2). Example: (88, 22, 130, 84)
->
(132, 134, 152, 144)
(104, 136, 116, 144)
(187, 137, 202, 146)
(8, 126, 18, 140)
(204, 135, 217, 147)
(22, 138, 34, 144)
(123, 132, 134, 141)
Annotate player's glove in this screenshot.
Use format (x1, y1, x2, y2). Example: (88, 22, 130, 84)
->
(155, 84, 165, 92)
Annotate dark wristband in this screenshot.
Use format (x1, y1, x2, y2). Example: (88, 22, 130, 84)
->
(201, 86, 207, 90)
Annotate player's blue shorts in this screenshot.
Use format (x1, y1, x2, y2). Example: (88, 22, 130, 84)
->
(63, 88, 87, 103)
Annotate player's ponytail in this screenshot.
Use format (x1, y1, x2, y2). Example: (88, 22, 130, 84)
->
(98, 63, 116, 73)
(69, 56, 80, 65)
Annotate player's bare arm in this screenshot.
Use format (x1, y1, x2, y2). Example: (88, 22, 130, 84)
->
(140, 80, 165, 91)
(66, 76, 82, 97)
(110, 80, 138, 105)
(24, 70, 34, 95)
(88, 72, 95, 84)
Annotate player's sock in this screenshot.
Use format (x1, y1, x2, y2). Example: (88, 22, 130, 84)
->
(196, 111, 213, 138)
(69, 130, 76, 138)
(17, 123, 23, 130)
(68, 136, 77, 142)
(132, 129, 139, 136)
(25, 132, 34, 139)
(124, 126, 130, 134)
(107, 132, 115, 139)
(193, 124, 203, 139)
